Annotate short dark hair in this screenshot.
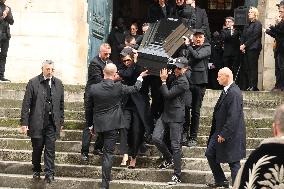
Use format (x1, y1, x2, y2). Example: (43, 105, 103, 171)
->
(274, 104, 284, 133)
(124, 35, 135, 43)
(277, 0, 284, 7)
(142, 23, 150, 27)
(225, 16, 235, 22)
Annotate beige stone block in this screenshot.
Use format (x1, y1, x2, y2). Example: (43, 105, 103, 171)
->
(7, 0, 73, 13)
(15, 13, 75, 37)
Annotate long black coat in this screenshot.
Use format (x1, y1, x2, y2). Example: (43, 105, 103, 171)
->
(20, 74, 64, 138)
(117, 63, 153, 130)
(161, 74, 189, 123)
(86, 79, 142, 133)
(208, 83, 246, 163)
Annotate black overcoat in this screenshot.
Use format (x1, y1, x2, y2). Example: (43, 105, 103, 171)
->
(20, 74, 64, 138)
(208, 83, 246, 163)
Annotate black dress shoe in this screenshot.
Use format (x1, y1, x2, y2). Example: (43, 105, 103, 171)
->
(246, 87, 252, 91)
(81, 153, 89, 162)
(44, 174, 54, 183)
(33, 171, 41, 179)
(206, 180, 229, 188)
(251, 87, 259, 91)
(0, 78, 11, 82)
(93, 148, 103, 155)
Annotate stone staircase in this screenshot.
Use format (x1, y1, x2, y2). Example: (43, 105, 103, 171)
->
(0, 83, 283, 189)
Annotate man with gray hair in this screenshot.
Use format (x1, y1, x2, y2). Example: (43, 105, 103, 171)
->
(233, 104, 284, 188)
(20, 60, 64, 183)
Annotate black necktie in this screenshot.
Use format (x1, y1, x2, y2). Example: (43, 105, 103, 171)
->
(46, 79, 51, 102)
(216, 90, 226, 106)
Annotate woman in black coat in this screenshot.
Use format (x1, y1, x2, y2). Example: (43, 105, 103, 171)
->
(240, 7, 262, 91)
(117, 48, 153, 168)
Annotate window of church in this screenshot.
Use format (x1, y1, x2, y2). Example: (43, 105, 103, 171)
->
(208, 0, 233, 10)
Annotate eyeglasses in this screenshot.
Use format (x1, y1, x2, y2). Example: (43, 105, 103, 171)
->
(123, 59, 132, 63)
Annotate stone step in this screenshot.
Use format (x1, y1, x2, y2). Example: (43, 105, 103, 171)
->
(0, 85, 84, 103)
(0, 138, 255, 159)
(0, 173, 210, 189)
(0, 106, 275, 121)
(0, 116, 273, 132)
(0, 126, 273, 141)
(1, 83, 283, 101)
(0, 160, 230, 185)
(0, 148, 246, 173)
(0, 132, 262, 151)
(0, 97, 282, 110)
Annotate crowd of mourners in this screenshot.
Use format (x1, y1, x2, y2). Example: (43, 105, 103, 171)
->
(18, 0, 284, 189)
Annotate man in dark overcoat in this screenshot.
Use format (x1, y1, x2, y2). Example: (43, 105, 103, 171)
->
(85, 63, 148, 189)
(81, 43, 112, 161)
(20, 60, 64, 183)
(206, 67, 246, 188)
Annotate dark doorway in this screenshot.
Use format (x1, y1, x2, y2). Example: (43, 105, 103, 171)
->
(112, 0, 245, 36)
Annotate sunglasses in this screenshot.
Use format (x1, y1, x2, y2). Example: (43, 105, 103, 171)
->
(123, 59, 132, 63)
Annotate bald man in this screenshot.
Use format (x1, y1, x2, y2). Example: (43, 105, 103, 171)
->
(85, 63, 148, 189)
(205, 67, 246, 188)
(233, 104, 284, 188)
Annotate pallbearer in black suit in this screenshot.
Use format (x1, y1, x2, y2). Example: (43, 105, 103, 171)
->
(182, 29, 211, 147)
(152, 57, 189, 185)
(206, 67, 246, 188)
(81, 43, 112, 162)
(85, 63, 148, 189)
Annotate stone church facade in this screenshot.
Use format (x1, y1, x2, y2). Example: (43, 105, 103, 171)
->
(3, 0, 281, 90)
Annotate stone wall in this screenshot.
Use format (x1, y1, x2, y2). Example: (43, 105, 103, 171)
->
(5, 0, 89, 85)
(260, 0, 280, 90)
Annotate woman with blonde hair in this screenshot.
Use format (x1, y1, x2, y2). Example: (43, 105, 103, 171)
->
(240, 6, 262, 91)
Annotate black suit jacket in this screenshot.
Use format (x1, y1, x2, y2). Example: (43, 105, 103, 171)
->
(160, 74, 189, 123)
(220, 28, 241, 57)
(148, 3, 172, 23)
(208, 83, 246, 163)
(86, 56, 112, 87)
(86, 79, 142, 133)
(194, 7, 211, 41)
(241, 20, 262, 51)
(187, 42, 211, 85)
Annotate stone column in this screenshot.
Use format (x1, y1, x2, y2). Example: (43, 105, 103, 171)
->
(260, 0, 279, 90)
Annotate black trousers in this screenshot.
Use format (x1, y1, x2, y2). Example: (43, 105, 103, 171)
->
(81, 89, 103, 155)
(141, 75, 163, 120)
(31, 117, 56, 176)
(205, 133, 241, 184)
(152, 118, 182, 177)
(119, 109, 144, 158)
(276, 52, 284, 90)
(186, 84, 206, 140)
(101, 129, 119, 189)
(0, 39, 10, 79)
(243, 49, 261, 89)
(223, 55, 240, 79)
